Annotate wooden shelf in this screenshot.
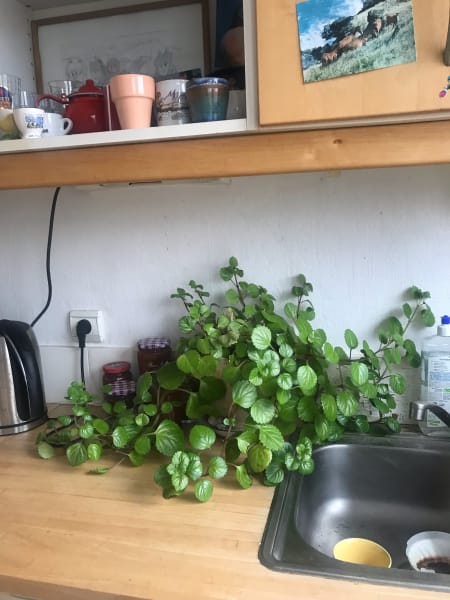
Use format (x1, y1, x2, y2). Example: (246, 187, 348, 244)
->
(1, 119, 450, 190)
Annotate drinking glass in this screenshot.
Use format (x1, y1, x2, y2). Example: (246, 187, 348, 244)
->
(0, 74, 21, 109)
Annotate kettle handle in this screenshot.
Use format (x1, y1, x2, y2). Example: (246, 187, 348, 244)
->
(35, 93, 67, 108)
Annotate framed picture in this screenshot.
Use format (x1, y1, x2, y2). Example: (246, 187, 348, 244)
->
(31, 0, 211, 93)
(296, 0, 416, 84)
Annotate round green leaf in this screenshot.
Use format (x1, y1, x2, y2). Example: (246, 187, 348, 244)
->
(171, 472, 189, 492)
(156, 362, 185, 390)
(112, 426, 129, 448)
(189, 424, 216, 450)
(186, 455, 203, 481)
(344, 329, 359, 350)
(277, 373, 293, 391)
(232, 380, 257, 408)
(57, 415, 72, 426)
(297, 365, 317, 394)
(225, 288, 240, 305)
(134, 435, 151, 455)
(386, 416, 401, 433)
(93, 418, 109, 435)
(154, 465, 172, 489)
(251, 325, 272, 350)
(161, 402, 173, 414)
(66, 442, 88, 466)
(87, 442, 102, 461)
(297, 396, 317, 422)
(155, 420, 185, 457)
(237, 429, 258, 453)
(350, 362, 369, 387)
(251, 398, 276, 424)
(258, 424, 284, 451)
(128, 451, 145, 466)
(336, 391, 359, 417)
(298, 457, 315, 475)
(236, 464, 253, 489)
(321, 393, 337, 421)
(37, 441, 55, 460)
(194, 479, 214, 502)
(79, 423, 94, 439)
(314, 415, 329, 441)
(248, 443, 272, 473)
(142, 403, 158, 417)
(208, 456, 228, 479)
(135, 413, 150, 427)
(264, 462, 285, 485)
(323, 342, 340, 364)
(390, 373, 406, 394)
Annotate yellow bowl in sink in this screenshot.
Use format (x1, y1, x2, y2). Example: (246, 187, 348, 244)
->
(333, 537, 392, 568)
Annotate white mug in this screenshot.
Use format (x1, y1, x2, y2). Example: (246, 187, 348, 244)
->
(13, 107, 45, 139)
(42, 112, 73, 137)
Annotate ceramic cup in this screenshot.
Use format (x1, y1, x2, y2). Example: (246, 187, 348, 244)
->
(333, 538, 392, 568)
(13, 107, 45, 139)
(155, 78, 190, 126)
(42, 112, 73, 137)
(109, 74, 155, 129)
(186, 77, 229, 123)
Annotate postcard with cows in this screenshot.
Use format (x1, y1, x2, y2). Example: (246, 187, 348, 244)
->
(297, 0, 416, 84)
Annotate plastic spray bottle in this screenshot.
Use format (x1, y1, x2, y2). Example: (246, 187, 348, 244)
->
(419, 315, 450, 437)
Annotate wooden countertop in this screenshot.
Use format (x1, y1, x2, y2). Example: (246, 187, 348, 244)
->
(0, 428, 446, 600)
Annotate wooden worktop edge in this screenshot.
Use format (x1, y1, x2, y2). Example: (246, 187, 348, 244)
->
(0, 119, 449, 190)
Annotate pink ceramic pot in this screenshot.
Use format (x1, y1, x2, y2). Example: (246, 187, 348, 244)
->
(109, 74, 155, 130)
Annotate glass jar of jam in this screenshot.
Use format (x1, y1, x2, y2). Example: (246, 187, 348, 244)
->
(137, 337, 172, 374)
(102, 361, 135, 407)
(102, 361, 133, 385)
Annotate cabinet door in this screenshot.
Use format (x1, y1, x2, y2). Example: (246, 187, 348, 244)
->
(256, 0, 450, 126)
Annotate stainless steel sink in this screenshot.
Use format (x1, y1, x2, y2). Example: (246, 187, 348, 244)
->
(259, 433, 450, 591)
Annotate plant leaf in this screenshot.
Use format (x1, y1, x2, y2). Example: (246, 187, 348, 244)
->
(251, 325, 272, 350)
(336, 390, 359, 417)
(297, 365, 317, 394)
(344, 329, 358, 350)
(232, 380, 257, 408)
(66, 442, 88, 466)
(155, 420, 185, 457)
(350, 363, 369, 387)
(251, 398, 276, 424)
(189, 425, 216, 450)
(248, 443, 272, 473)
(87, 442, 102, 461)
(235, 464, 253, 489)
(194, 479, 214, 502)
(208, 456, 228, 479)
(258, 424, 284, 451)
(37, 441, 55, 460)
(321, 393, 337, 421)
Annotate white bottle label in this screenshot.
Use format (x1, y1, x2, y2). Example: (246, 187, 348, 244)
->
(421, 352, 450, 426)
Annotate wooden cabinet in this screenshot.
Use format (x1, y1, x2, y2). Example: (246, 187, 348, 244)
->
(256, 0, 450, 127)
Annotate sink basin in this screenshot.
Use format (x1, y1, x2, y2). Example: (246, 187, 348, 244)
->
(259, 433, 450, 591)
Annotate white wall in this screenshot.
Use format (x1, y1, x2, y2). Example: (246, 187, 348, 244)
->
(0, 165, 449, 401)
(1, 0, 35, 89)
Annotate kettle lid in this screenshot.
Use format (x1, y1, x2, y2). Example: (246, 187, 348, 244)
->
(70, 79, 103, 97)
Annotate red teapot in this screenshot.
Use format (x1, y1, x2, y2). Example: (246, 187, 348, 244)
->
(37, 79, 106, 134)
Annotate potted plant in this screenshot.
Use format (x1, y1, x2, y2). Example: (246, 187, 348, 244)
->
(37, 257, 435, 502)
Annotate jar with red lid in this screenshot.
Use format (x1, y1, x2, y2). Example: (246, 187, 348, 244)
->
(102, 361, 135, 406)
(137, 337, 172, 374)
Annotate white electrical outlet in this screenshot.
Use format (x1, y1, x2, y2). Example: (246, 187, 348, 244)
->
(69, 310, 104, 343)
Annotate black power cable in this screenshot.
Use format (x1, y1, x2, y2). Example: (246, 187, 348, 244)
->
(31, 186, 61, 328)
(76, 319, 92, 385)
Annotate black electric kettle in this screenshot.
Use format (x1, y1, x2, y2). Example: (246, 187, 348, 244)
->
(0, 320, 47, 435)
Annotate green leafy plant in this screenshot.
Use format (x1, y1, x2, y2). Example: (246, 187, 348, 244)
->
(37, 257, 435, 502)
